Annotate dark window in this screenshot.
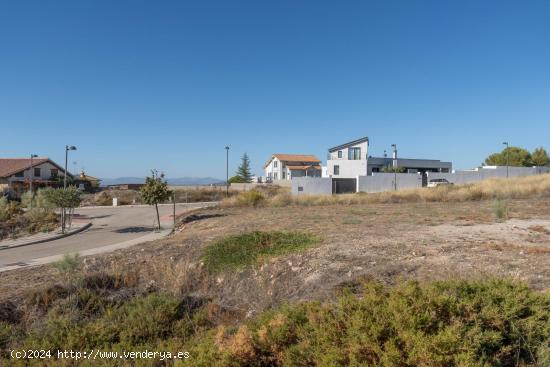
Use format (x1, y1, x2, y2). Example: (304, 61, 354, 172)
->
(34, 168, 41, 177)
(51, 169, 58, 177)
(348, 147, 361, 160)
(282, 171, 286, 179)
(274, 161, 278, 168)
(372, 167, 380, 173)
(298, 186, 304, 192)
(15, 171, 24, 178)
(337, 151, 342, 158)
(334, 165, 340, 175)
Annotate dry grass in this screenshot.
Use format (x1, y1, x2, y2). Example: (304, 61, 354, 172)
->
(222, 174, 550, 208)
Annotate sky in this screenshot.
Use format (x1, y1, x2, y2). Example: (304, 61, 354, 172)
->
(1, 0, 549, 179)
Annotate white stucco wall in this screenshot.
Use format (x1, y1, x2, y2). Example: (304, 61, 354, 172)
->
(265, 157, 285, 180)
(6, 161, 66, 183)
(327, 140, 369, 178)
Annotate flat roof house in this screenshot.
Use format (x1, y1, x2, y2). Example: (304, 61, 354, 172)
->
(327, 136, 452, 178)
(0, 157, 71, 196)
(264, 154, 322, 180)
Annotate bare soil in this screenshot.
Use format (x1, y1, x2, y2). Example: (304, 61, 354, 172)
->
(1, 198, 549, 316)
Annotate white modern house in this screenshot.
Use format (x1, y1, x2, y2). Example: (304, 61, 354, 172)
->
(327, 136, 452, 178)
(327, 136, 370, 178)
(264, 154, 322, 180)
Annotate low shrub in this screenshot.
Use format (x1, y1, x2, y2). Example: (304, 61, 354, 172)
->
(197, 279, 550, 367)
(2, 279, 549, 366)
(235, 190, 265, 207)
(202, 231, 320, 273)
(493, 199, 509, 220)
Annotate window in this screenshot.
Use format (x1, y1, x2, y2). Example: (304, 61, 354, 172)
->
(34, 168, 41, 177)
(51, 169, 58, 177)
(337, 150, 342, 158)
(15, 171, 24, 178)
(274, 161, 278, 168)
(334, 165, 340, 175)
(274, 172, 278, 180)
(282, 171, 286, 179)
(298, 186, 304, 192)
(348, 147, 361, 160)
(372, 167, 380, 173)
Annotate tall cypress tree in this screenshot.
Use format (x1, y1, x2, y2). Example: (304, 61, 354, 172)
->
(236, 153, 253, 183)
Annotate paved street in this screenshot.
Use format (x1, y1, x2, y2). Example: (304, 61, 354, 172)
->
(0, 203, 214, 271)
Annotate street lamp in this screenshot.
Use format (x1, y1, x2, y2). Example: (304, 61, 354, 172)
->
(29, 154, 38, 192)
(391, 144, 397, 191)
(225, 146, 230, 197)
(503, 142, 509, 178)
(64, 145, 77, 189)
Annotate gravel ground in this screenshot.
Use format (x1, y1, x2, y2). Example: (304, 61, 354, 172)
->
(1, 197, 549, 316)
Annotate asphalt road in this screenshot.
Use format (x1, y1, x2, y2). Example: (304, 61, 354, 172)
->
(0, 203, 214, 270)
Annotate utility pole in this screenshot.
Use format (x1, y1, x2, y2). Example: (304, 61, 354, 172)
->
(503, 142, 509, 178)
(225, 146, 230, 197)
(391, 144, 397, 191)
(62, 145, 77, 234)
(29, 154, 38, 193)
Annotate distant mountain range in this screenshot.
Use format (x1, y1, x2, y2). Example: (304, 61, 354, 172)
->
(100, 177, 225, 186)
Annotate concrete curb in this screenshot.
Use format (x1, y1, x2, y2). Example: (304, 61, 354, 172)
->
(0, 222, 92, 251)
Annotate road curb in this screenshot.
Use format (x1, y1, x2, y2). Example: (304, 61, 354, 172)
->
(0, 222, 93, 251)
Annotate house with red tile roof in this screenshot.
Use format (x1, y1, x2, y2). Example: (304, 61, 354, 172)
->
(0, 157, 70, 196)
(264, 154, 322, 180)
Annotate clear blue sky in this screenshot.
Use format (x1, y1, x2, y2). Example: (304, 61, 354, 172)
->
(1, 1, 549, 179)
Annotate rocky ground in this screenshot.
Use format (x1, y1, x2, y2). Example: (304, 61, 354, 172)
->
(1, 197, 549, 317)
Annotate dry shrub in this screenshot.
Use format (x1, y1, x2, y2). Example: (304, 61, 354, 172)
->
(148, 260, 204, 295)
(216, 325, 256, 363)
(25, 284, 69, 310)
(224, 174, 550, 208)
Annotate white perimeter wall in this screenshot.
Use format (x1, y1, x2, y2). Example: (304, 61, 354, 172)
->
(358, 173, 422, 193)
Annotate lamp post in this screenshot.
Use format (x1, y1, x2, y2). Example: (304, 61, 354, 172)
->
(64, 145, 77, 189)
(29, 154, 38, 192)
(225, 146, 230, 197)
(503, 142, 509, 178)
(391, 144, 397, 191)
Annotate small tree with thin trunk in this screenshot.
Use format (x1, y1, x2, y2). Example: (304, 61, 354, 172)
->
(140, 170, 171, 230)
(236, 153, 253, 183)
(42, 186, 81, 233)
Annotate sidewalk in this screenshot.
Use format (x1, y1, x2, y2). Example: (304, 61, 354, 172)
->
(0, 220, 92, 250)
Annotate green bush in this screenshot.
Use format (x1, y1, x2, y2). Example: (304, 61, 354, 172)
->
(493, 199, 509, 220)
(197, 279, 550, 367)
(236, 190, 265, 207)
(2, 279, 549, 366)
(202, 231, 320, 273)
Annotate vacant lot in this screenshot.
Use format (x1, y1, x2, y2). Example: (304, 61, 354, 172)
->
(2, 196, 549, 312)
(2, 178, 550, 365)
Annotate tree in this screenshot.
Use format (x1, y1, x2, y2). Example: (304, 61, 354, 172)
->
(382, 165, 406, 173)
(484, 147, 532, 167)
(531, 147, 550, 166)
(235, 153, 253, 183)
(228, 175, 247, 184)
(42, 186, 82, 233)
(140, 170, 172, 230)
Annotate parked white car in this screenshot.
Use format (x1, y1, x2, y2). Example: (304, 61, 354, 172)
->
(427, 178, 453, 187)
